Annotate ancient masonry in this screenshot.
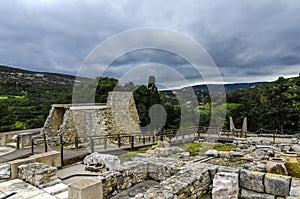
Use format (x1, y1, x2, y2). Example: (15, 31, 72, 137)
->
(41, 92, 141, 142)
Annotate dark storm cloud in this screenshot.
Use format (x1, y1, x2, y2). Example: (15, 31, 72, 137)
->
(0, 0, 299, 85)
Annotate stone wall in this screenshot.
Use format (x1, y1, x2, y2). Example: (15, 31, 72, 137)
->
(18, 162, 57, 187)
(96, 157, 184, 198)
(42, 92, 141, 143)
(106, 92, 140, 135)
(96, 161, 300, 199)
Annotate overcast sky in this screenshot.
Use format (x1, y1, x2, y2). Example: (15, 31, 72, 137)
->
(0, 0, 300, 87)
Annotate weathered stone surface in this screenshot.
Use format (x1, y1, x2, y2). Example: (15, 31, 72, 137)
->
(205, 150, 219, 157)
(212, 172, 239, 199)
(69, 178, 102, 199)
(18, 162, 57, 187)
(139, 162, 212, 198)
(0, 163, 10, 179)
(240, 189, 274, 199)
(264, 173, 291, 196)
(83, 153, 121, 171)
(239, 169, 265, 193)
(289, 178, 300, 196)
(218, 166, 240, 173)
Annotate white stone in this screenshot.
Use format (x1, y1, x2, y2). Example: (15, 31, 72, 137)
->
(43, 183, 68, 195)
(212, 172, 239, 199)
(289, 178, 300, 196)
(0, 163, 10, 179)
(205, 150, 219, 157)
(83, 153, 121, 170)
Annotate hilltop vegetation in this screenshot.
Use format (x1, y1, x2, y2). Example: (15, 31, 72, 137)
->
(1, 65, 299, 134)
(198, 74, 300, 133)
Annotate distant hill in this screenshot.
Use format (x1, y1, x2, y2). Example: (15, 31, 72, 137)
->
(0, 65, 91, 96)
(0, 65, 80, 132)
(160, 82, 266, 98)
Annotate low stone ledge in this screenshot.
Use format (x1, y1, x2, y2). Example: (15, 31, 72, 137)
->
(239, 169, 265, 193)
(32, 151, 61, 167)
(8, 156, 36, 178)
(264, 173, 291, 197)
(240, 189, 274, 199)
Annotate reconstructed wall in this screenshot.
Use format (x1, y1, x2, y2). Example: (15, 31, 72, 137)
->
(42, 92, 141, 142)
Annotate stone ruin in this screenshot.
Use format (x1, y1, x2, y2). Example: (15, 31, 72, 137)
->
(41, 91, 141, 142)
(72, 139, 300, 199)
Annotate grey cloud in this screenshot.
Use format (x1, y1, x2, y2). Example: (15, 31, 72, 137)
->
(0, 0, 299, 86)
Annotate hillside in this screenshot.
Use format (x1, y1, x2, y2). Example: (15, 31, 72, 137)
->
(0, 65, 77, 132)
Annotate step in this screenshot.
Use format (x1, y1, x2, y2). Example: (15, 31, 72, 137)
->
(43, 183, 68, 195)
(38, 179, 62, 189)
(54, 190, 68, 199)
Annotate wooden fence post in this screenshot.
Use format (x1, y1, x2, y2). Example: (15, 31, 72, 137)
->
(31, 138, 34, 155)
(90, 136, 94, 153)
(75, 136, 79, 150)
(104, 136, 107, 150)
(118, 134, 121, 148)
(131, 136, 134, 150)
(60, 134, 64, 167)
(43, 133, 47, 152)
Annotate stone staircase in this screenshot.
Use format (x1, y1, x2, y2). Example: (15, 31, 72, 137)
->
(40, 179, 68, 199)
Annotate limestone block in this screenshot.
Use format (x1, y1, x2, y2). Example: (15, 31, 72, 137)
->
(264, 173, 291, 196)
(33, 151, 62, 167)
(240, 189, 274, 199)
(289, 178, 300, 196)
(212, 172, 239, 199)
(0, 163, 10, 179)
(69, 178, 103, 199)
(8, 156, 36, 178)
(239, 169, 265, 193)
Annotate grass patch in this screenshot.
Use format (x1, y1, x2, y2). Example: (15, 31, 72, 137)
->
(213, 143, 236, 151)
(182, 142, 202, 156)
(127, 148, 148, 155)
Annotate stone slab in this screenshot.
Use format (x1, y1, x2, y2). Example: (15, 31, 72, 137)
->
(290, 177, 300, 196)
(239, 169, 265, 193)
(55, 191, 68, 199)
(0, 179, 50, 199)
(240, 189, 274, 199)
(264, 173, 291, 197)
(69, 177, 103, 199)
(212, 172, 239, 199)
(43, 183, 68, 195)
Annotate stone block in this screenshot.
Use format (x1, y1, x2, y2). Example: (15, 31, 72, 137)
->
(33, 151, 62, 167)
(0, 163, 11, 179)
(240, 189, 274, 199)
(239, 169, 265, 193)
(18, 162, 57, 186)
(43, 183, 68, 195)
(264, 173, 291, 196)
(8, 156, 36, 178)
(212, 172, 239, 199)
(69, 177, 103, 199)
(289, 177, 300, 196)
